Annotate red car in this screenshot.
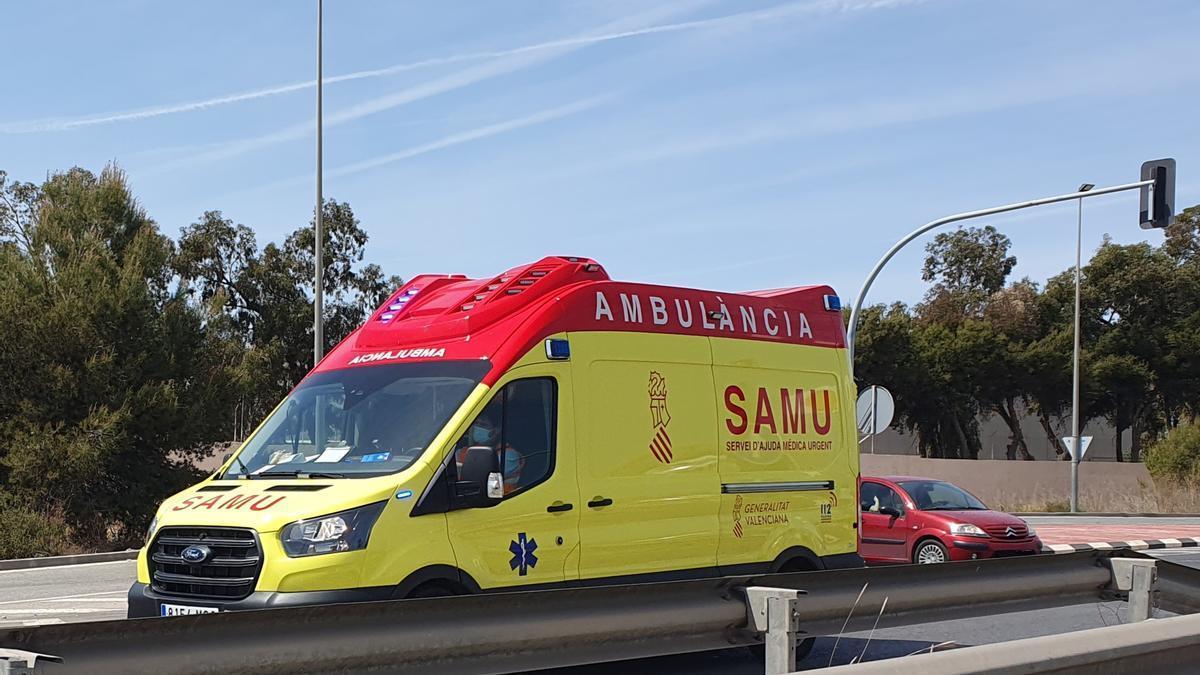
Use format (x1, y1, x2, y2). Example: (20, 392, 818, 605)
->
(859, 475, 1043, 565)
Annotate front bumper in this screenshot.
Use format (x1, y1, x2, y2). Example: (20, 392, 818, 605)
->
(127, 582, 392, 618)
(947, 536, 1043, 561)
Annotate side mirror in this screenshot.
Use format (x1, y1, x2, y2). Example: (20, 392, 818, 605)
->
(879, 505, 903, 518)
(486, 472, 504, 499)
(454, 446, 502, 507)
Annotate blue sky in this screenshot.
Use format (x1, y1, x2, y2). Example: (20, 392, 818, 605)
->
(3, 0, 1198, 306)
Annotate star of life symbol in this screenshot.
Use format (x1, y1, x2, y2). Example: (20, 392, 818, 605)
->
(648, 371, 674, 464)
(509, 532, 538, 576)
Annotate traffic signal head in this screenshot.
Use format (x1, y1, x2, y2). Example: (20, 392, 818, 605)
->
(1140, 158, 1176, 229)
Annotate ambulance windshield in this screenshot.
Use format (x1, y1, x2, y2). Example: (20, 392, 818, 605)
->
(222, 360, 489, 479)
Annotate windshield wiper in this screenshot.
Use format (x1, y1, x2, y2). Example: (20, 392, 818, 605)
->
(254, 469, 346, 479)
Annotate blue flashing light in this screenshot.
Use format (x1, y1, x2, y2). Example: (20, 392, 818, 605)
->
(545, 338, 571, 360)
(823, 295, 842, 312)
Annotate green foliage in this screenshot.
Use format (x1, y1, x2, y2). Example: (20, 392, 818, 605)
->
(0, 497, 73, 559)
(0, 165, 400, 552)
(858, 208, 1200, 462)
(1145, 422, 1200, 483)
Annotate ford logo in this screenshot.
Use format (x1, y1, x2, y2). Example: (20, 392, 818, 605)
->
(181, 545, 211, 564)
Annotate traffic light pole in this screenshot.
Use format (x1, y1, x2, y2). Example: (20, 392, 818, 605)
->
(846, 178, 1154, 374)
(846, 178, 1155, 504)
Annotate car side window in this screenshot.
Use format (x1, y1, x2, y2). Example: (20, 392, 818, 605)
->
(861, 482, 884, 512)
(451, 377, 557, 500)
(861, 483, 903, 514)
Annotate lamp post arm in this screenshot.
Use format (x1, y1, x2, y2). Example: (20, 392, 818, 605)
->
(846, 179, 1153, 380)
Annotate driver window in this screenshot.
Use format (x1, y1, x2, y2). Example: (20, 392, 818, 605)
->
(861, 483, 903, 514)
(452, 378, 557, 499)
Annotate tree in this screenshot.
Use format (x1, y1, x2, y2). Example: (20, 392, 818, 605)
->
(0, 165, 240, 546)
(174, 199, 401, 426)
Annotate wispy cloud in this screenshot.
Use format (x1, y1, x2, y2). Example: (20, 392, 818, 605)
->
(546, 32, 1200, 181)
(247, 95, 613, 193)
(327, 96, 612, 179)
(1, 0, 935, 135)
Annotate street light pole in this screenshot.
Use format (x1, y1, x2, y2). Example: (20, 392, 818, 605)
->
(1070, 184, 1093, 513)
(846, 178, 1155, 373)
(313, 0, 325, 365)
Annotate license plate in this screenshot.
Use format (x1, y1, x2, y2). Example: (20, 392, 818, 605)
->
(160, 603, 219, 617)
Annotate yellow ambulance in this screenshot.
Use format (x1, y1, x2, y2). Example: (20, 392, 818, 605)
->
(129, 256, 861, 617)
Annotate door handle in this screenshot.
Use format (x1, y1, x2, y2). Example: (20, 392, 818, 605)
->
(546, 502, 574, 513)
(587, 497, 613, 508)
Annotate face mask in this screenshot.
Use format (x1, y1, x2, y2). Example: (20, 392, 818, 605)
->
(504, 452, 520, 474)
(470, 426, 493, 445)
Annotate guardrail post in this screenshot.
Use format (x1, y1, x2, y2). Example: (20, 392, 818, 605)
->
(0, 649, 61, 674)
(745, 586, 806, 675)
(1107, 558, 1158, 622)
(0, 657, 36, 675)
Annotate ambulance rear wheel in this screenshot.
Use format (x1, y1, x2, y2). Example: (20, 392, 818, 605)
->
(406, 581, 462, 599)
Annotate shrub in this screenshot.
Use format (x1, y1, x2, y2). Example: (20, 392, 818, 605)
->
(0, 499, 73, 559)
(1145, 422, 1200, 483)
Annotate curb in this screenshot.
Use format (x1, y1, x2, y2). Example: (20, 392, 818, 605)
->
(1043, 538, 1200, 554)
(0, 549, 139, 571)
(1020, 512, 1200, 518)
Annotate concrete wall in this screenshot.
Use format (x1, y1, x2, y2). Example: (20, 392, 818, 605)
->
(864, 409, 1132, 462)
(860, 454, 1153, 510)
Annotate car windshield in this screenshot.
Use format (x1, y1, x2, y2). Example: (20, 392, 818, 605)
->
(222, 360, 489, 479)
(899, 480, 988, 511)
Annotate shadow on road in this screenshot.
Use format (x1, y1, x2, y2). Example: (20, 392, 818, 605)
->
(542, 637, 952, 673)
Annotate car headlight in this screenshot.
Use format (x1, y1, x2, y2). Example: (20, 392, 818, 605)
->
(1026, 525, 1037, 537)
(949, 523, 988, 538)
(145, 516, 159, 545)
(280, 502, 386, 557)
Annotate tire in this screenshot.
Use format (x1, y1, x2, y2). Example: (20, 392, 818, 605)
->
(406, 581, 461, 599)
(913, 540, 949, 565)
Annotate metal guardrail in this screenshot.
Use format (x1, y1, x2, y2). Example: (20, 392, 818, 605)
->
(822, 611, 1200, 675)
(0, 550, 137, 572)
(0, 550, 1193, 674)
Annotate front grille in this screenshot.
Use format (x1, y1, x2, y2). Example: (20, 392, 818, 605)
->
(149, 526, 262, 600)
(983, 524, 1031, 540)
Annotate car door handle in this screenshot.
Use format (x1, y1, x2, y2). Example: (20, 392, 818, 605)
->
(546, 502, 574, 513)
(587, 498, 613, 508)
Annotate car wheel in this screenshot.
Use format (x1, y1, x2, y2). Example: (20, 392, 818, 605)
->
(914, 540, 948, 565)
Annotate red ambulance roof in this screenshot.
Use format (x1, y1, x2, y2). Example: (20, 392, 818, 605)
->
(315, 256, 846, 384)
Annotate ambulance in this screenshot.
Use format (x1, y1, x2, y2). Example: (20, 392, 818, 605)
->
(128, 256, 861, 618)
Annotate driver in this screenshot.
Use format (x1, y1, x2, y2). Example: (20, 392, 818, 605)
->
(455, 416, 524, 494)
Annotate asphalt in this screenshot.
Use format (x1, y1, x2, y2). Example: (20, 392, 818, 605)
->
(0, 560, 132, 628)
(2, 521, 1198, 669)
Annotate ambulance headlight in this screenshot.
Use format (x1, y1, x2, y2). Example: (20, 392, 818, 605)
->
(280, 502, 386, 557)
(145, 516, 159, 545)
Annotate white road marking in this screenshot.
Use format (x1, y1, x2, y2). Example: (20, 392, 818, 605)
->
(1046, 544, 1076, 553)
(1126, 540, 1149, 549)
(1160, 538, 1182, 547)
(1087, 542, 1114, 550)
(0, 559, 135, 575)
(0, 590, 127, 606)
(45, 598, 126, 603)
(0, 608, 114, 615)
(0, 618, 65, 627)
